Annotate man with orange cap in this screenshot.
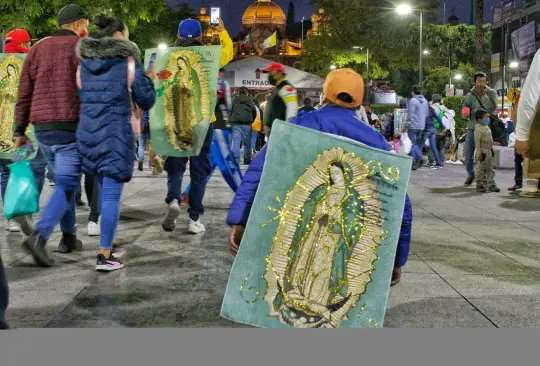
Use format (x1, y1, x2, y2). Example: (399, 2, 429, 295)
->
(227, 68, 412, 286)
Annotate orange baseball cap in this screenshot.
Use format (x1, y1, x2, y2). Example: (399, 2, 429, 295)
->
(323, 68, 364, 108)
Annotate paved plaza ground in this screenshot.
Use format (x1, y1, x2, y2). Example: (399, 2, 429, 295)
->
(2, 162, 540, 328)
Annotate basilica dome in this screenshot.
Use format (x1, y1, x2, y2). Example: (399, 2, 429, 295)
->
(242, 0, 286, 26)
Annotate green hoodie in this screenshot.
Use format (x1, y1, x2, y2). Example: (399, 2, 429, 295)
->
(463, 86, 498, 131)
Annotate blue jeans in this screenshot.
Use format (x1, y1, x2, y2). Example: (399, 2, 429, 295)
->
(464, 128, 475, 178)
(251, 131, 257, 151)
(231, 124, 252, 164)
(137, 134, 148, 161)
(0, 149, 47, 203)
(407, 129, 424, 165)
(423, 128, 441, 166)
(164, 127, 212, 220)
(36, 143, 81, 240)
(96, 176, 123, 250)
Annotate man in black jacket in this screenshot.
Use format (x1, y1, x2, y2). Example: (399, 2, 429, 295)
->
(230, 87, 257, 165)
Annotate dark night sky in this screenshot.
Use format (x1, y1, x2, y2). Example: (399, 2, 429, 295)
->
(169, 0, 525, 36)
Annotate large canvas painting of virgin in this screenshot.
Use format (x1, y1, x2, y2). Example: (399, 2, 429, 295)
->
(144, 46, 221, 157)
(221, 121, 412, 328)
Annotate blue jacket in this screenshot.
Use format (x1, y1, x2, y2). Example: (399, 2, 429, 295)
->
(407, 95, 429, 130)
(76, 37, 156, 182)
(227, 104, 412, 266)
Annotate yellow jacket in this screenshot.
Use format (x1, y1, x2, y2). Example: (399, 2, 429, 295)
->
(218, 30, 233, 68)
(212, 30, 234, 123)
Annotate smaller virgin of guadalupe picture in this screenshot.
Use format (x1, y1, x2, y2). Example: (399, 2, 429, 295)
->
(0, 56, 24, 153)
(163, 50, 211, 151)
(264, 148, 383, 328)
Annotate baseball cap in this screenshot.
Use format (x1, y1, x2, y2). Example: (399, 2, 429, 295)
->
(323, 68, 364, 109)
(178, 19, 202, 39)
(5, 29, 31, 45)
(57, 4, 88, 26)
(262, 63, 285, 73)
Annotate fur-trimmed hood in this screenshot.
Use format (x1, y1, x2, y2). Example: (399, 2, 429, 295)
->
(77, 37, 141, 60)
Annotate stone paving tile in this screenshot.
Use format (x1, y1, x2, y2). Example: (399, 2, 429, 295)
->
(467, 296, 540, 328)
(384, 297, 496, 328)
(2, 164, 539, 328)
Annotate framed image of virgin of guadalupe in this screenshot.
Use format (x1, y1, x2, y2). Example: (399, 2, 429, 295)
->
(0, 54, 38, 160)
(221, 121, 412, 328)
(144, 46, 222, 157)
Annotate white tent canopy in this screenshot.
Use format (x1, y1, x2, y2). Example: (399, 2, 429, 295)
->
(223, 56, 324, 90)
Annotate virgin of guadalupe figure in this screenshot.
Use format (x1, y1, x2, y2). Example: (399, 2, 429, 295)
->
(0, 63, 19, 152)
(264, 149, 383, 328)
(167, 56, 201, 150)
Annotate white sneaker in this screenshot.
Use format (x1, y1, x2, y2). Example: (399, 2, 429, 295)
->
(49, 181, 55, 187)
(162, 200, 181, 232)
(187, 217, 206, 234)
(5, 220, 20, 233)
(88, 221, 101, 236)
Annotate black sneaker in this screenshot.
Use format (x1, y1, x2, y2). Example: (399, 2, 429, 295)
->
(476, 186, 487, 193)
(95, 254, 124, 272)
(56, 233, 83, 253)
(138, 161, 143, 171)
(22, 231, 54, 267)
(489, 186, 501, 193)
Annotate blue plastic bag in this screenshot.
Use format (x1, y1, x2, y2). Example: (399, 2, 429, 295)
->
(4, 161, 39, 220)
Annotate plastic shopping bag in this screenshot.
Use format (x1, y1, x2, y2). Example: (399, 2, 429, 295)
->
(400, 132, 412, 155)
(4, 161, 39, 220)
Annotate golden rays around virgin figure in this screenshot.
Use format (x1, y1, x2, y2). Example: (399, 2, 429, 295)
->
(262, 147, 388, 328)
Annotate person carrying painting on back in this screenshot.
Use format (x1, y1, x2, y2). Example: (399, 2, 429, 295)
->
(0, 29, 47, 234)
(227, 68, 412, 287)
(161, 17, 233, 234)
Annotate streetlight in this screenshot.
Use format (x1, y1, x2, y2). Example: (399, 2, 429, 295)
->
(158, 43, 168, 50)
(352, 46, 370, 103)
(397, 3, 423, 88)
(454, 74, 463, 80)
(423, 49, 429, 55)
(509, 61, 519, 69)
(396, 4, 413, 15)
